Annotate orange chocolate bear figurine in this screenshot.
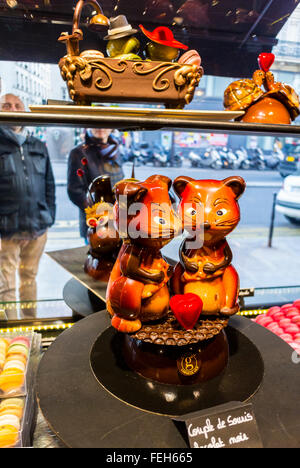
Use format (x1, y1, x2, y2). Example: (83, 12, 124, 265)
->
(106, 175, 181, 333)
(172, 176, 246, 317)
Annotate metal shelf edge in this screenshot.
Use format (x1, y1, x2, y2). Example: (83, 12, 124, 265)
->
(1, 111, 300, 136)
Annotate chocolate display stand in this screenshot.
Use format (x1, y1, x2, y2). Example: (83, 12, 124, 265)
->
(63, 278, 105, 317)
(36, 311, 300, 448)
(47, 247, 177, 317)
(47, 246, 107, 305)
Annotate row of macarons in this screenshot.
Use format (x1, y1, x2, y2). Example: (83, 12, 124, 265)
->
(0, 398, 25, 448)
(254, 300, 300, 354)
(0, 336, 31, 395)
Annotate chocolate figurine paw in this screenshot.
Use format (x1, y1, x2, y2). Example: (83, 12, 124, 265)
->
(220, 305, 239, 317)
(152, 270, 165, 283)
(203, 262, 218, 274)
(181, 253, 199, 273)
(186, 262, 199, 274)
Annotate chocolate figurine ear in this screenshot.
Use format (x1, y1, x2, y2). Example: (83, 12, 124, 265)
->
(115, 181, 148, 204)
(147, 174, 172, 190)
(223, 176, 246, 200)
(173, 176, 194, 199)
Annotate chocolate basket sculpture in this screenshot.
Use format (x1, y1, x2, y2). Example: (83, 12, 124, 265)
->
(58, 0, 203, 108)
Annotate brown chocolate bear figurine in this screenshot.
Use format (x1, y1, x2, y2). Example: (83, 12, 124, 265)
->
(172, 176, 246, 317)
(106, 175, 181, 333)
(84, 175, 121, 282)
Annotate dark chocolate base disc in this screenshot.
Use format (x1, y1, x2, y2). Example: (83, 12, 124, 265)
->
(123, 331, 229, 385)
(90, 323, 264, 416)
(36, 312, 300, 447)
(132, 313, 229, 346)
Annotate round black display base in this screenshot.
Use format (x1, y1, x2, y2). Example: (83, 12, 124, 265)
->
(36, 311, 300, 448)
(90, 326, 263, 416)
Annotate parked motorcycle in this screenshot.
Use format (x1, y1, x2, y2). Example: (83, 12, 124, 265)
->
(150, 143, 169, 167)
(168, 152, 183, 167)
(202, 147, 223, 169)
(264, 146, 284, 170)
(247, 147, 266, 170)
(235, 147, 251, 170)
(217, 147, 231, 169)
(226, 147, 240, 169)
(188, 150, 203, 168)
(264, 152, 281, 170)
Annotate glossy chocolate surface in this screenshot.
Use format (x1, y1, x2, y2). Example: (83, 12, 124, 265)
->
(122, 331, 229, 385)
(242, 97, 292, 125)
(89, 319, 264, 416)
(37, 312, 300, 447)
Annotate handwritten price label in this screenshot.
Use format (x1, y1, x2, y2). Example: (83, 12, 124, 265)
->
(185, 402, 262, 448)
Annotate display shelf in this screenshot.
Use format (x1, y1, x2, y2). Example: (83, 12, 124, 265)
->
(36, 311, 300, 448)
(2, 110, 300, 136)
(47, 247, 107, 304)
(46, 246, 300, 316)
(242, 285, 300, 310)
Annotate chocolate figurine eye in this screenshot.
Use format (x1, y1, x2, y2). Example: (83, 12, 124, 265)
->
(154, 216, 166, 225)
(217, 209, 227, 216)
(186, 207, 197, 216)
(97, 216, 109, 226)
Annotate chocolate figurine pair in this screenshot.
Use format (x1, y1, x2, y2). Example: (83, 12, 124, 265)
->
(105, 15, 201, 66)
(104, 173, 246, 334)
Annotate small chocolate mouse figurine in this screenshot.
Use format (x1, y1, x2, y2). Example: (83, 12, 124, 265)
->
(139, 24, 188, 62)
(106, 175, 181, 333)
(84, 175, 121, 282)
(172, 176, 246, 317)
(105, 15, 142, 61)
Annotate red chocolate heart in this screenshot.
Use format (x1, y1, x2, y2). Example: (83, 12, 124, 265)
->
(258, 53, 275, 72)
(169, 293, 203, 330)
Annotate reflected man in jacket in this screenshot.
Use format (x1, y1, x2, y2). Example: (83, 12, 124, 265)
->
(0, 94, 56, 318)
(67, 128, 124, 239)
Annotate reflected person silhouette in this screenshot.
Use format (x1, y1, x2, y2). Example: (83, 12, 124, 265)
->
(67, 128, 124, 240)
(0, 94, 56, 319)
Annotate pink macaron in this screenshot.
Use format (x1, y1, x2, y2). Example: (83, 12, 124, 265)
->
(271, 311, 285, 321)
(256, 315, 273, 327)
(278, 333, 293, 342)
(293, 300, 300, 310)
(266, 323, 282, 334)
(267, 306, 281, 317)
(278, 318, 291, 328)
(285, 309, 300, 318)
(284, 325, 300, 336)
(178, 49, 202, 67)
(291, 316, 300, 325)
